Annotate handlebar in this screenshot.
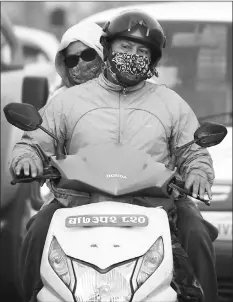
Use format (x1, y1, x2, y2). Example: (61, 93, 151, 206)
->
(10, 167, 210, 206)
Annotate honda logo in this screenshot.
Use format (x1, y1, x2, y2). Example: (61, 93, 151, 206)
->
(106, 174, 127, 179)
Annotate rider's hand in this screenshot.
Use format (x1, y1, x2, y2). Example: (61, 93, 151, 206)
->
(14, 157, 43, 178)
(185, 170, 212, 200)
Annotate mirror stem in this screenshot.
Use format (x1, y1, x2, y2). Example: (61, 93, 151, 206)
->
(38, 125, 66, 160)
(176, 139, 198, 151)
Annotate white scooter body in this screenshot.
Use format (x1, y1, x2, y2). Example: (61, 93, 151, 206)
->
(38, 202, 177, 302)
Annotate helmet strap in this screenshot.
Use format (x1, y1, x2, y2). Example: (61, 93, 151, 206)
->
(100, 36, 111, 61)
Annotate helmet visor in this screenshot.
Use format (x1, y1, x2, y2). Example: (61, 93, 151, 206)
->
(104, 10, 166, 50)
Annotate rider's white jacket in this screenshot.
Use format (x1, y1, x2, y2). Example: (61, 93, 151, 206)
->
(9, 73, 215, 206)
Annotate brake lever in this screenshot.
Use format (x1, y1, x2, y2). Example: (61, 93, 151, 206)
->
(168, 183, 211, 206)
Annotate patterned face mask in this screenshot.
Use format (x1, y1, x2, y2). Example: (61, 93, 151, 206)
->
(109, 51, 154, 86)
(68, 55, 103, 85)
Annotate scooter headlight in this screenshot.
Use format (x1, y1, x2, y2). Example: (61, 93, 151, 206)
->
(136, 237, 164, 288)
(48, 237, 75, 292)
(48, 237, 164, 300)
(72, 260, 136, 302)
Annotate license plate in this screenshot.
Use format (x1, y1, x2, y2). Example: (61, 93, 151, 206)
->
(65, 214, 148, 228)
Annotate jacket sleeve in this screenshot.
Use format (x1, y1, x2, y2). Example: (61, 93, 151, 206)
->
(9, 94, 67, 171)
(170, 93, 215, 185)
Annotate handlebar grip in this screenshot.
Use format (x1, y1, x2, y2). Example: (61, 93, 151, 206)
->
(11, 167, 60, 185)
(11, 176, 40, 185)
(169, 182, 210, 206)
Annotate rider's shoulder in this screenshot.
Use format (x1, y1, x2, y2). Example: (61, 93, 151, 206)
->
(147, 82, 187, 106)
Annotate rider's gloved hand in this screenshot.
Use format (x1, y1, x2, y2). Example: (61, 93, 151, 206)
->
(185, 169, 212, 201)
(14, 157, 43, 178)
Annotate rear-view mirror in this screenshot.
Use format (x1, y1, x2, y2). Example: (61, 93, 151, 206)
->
(194, 122, 228, 148)
(3, 103, 42, 131)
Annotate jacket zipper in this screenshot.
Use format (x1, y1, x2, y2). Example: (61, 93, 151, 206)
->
(118, 92, 121, 143)
(118, 88, 126, 143)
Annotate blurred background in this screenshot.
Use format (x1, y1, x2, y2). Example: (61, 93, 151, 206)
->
(1, 1, 232, 302)
(2, 1, 137, 40)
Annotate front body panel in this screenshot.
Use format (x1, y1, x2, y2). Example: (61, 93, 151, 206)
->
(38, 202, 176, 302)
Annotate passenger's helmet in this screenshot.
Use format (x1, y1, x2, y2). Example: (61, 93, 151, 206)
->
(100, 9, 166, 67)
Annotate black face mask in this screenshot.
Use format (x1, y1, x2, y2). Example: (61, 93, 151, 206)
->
(108, 51, 154, 86)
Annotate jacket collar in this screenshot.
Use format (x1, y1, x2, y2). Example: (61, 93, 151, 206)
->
(98, 72, 145, 93)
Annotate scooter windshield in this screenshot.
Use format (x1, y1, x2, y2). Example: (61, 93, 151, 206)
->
(50, 143, 175, 197)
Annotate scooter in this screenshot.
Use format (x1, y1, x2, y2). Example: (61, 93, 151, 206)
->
(4, 103, 227, 302)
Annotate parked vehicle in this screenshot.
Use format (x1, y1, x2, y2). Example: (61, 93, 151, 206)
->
(4, 102, 228, 302)
(1, 9, 57, 301)
(81, 2, 232, 300)
(14, 25, 59, 65)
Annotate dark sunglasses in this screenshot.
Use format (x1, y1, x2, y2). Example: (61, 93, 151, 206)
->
(64, 48, 97, 68)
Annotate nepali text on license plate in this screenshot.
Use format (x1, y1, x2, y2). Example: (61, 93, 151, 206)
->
(65, 215, 148, 227)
